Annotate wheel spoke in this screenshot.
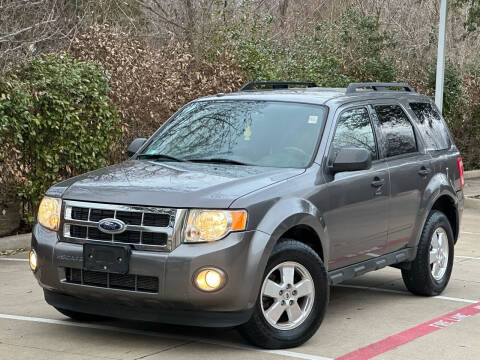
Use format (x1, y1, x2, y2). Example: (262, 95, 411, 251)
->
(286, 302, 303, 323)
(260, 261, 315, 330)
(429, 227, 450, 281)
(263, 279, 283, 299)
(437, 232, 444, 249)
(294, 279, 313, 298)
(432, 262, 440, 277)
(280, 265, 295, 285)
(431, 232, 440, 250)
(265, 301, 285, 324)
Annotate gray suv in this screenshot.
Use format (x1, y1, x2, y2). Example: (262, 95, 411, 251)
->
(31, 82, 464, 349)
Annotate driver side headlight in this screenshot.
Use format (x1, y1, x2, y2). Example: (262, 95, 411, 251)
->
(184, 210, 247, 243)
(37, 197, 61, 231)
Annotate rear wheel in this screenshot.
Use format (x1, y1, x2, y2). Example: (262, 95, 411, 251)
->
(238, 239, 328, 349)
(402, 210, 454, 296)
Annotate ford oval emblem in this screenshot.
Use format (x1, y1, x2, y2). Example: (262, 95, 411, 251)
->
(98, 218, 126, 234)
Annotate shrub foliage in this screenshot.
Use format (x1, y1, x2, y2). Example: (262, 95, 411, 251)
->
(70, 25, 246, 162)
(0, 54, 120, 221)
(1, 5, 480, 231)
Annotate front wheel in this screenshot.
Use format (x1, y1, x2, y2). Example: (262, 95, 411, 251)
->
(402, 210, 454, 296)
(238, 239, 328, 349)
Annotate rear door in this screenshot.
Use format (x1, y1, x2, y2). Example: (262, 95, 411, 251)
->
(370, 102, 433, 254)
(409, 101, 459, 185)
(323, 106, 389, 269)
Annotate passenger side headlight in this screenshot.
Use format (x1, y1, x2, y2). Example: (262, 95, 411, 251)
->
(184, 210, 247, 243)
(37, 197, 61, 231)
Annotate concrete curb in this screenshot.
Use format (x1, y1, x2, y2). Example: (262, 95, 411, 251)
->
(465, 170, 480, 180)
(0, 233, 31, 252)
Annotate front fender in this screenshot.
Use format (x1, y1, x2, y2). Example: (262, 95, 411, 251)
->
(257, 197, 328, 264)
(241, 197, 328, 306)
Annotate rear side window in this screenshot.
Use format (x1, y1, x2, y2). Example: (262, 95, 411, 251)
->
(409, 102, 451, 150)
(331, 107, 378, 160)
(374, 105, 417, 158)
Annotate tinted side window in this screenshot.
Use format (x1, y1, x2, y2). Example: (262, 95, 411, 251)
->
(374, 105, 417, 157)
(331, 108, 377, 160)
(410, 102, 450, 150)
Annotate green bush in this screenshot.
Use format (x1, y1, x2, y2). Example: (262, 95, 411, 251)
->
(428, 60, 465, 121)
(208, 10, 395, 87)
(332, 9, 396, 83)
(0, 54, 121, 222)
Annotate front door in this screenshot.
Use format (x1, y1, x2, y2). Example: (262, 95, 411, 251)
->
(323, 106, 389, 270)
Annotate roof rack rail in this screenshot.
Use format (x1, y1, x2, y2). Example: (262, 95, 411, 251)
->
(346, 82, 415, 94)
(240, 81, 317, 91)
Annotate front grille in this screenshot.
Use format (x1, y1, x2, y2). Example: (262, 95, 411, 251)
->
(65, 268, 159, 293)
(72, 207, 89, 221)
(88, 227, 113, 241)
(143, 213, 170, 227)
(90, 209, 115, 222)
(116, 211, 142, 225)
(141, 232, 168, 246)
(62, 201, 184, 252)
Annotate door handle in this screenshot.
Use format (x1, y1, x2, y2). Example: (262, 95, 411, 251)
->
(418, 167, 431, 177)
(371, 177, 385, 188)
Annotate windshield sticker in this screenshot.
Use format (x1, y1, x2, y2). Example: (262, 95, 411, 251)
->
(308, 115, 318, 124)
(243, 124, 252, 141)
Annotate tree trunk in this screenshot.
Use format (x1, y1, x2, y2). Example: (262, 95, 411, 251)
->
(184, 0, 196, 56)
(279, 0, 289, 28)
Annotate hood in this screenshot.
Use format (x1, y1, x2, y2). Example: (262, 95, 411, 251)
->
(48, 160, 304, 208)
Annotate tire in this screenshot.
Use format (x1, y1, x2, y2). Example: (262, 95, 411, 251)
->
(238, 239, 328, 349)
(55, 307, 107, 321)
(402, 210, 454, 296)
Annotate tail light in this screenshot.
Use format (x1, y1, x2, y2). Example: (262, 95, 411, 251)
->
(457, 157, 464, 189)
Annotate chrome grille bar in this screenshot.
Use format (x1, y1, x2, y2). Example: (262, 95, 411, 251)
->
(62, 200, 186, 252)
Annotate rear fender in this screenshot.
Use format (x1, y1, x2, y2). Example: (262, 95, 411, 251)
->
(409, 172, 458, 251)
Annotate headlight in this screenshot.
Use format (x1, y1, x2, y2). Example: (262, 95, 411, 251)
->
(184, 210, 247, 242)
(37, 197, 61, 231)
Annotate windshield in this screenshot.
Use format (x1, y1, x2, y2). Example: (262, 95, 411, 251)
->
(141, 100, 326, 168)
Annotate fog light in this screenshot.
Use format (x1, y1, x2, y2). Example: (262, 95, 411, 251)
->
(29, 250, 37, 272)
(194, 268, 226, 292)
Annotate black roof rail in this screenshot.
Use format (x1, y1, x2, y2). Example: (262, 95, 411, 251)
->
(240, 81, 317, 91)
(346, 82, 415, 94)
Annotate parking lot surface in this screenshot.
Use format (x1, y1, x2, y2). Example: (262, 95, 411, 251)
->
(1, 207, 479, 360)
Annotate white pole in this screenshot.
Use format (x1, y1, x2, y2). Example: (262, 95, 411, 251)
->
(435, 0, 448, 113)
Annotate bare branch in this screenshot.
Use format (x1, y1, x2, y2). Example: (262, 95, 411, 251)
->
(134, 0, 187, 31)
(0, 19, 57, 42)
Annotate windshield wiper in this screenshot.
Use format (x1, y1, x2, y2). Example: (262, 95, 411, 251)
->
(187, 158, 251, 166)
(137, 153, 187, 162)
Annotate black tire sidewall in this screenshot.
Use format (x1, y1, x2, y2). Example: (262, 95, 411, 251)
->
(402, 210, 454, 295)
(426, 214, 455, 289)
(240, 239, 328, 348)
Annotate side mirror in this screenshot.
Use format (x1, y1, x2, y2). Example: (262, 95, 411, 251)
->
(331, 147, 372, 174)
(127, 138, 147, 157)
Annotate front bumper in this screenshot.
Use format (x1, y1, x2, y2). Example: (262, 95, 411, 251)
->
(32, 224, 270, 327)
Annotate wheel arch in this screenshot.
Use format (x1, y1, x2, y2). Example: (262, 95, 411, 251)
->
(430, 194, 459, 243)
(254, 196, 329, 264)
(413, 172, 460, 251)
(280, 225, 324, 262)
